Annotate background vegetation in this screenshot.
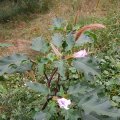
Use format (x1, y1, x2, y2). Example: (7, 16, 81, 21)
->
(0, 0, 120, 119)
(0, 0, 51, 22)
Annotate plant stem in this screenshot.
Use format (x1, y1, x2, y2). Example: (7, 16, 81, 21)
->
(48, 68, 58, 88)
(44, 68, 58, 88)
(44, 71, 49, 82)
(54, 74, 60, 95)
(42, 68, 58, 110)
(42, 95, 52, 110)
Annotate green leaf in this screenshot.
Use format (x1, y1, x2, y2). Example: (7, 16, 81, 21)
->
(52, 18, 65, 30)
(0, 84, 7, 94)
(0, 43, 13, 48)
(0, 54, 32, 76)
(37, 63, 44, 75)
(66, 33, 75, 51)
(82, 114, 100, 120)
(78, 94, 120, 118)
(54, 60, 66, 80)
(57, 86, 65, 96)
(25, 82, 49, 95)
(40, 58, 49, 64)
(47, 53, 56, 62)
(47, 101, 57, 116)
(31, 37, 49, 53)
(82, 114, 117, 120)
(85, 31, 97, 41)
(0, 76, 5, 81)
(34, 111, 47, 120)
(52, 33, 63, 48)
(68, 83, 93, 95)
(61, 109, 80, 120)
(112, 96, 120, 103)
(75, 34, 93, 46)
(73, 57, 100, 80)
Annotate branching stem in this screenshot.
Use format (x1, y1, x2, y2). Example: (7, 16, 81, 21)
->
(42, 95, 52, 110)
(44, 71, 49, 82)
(54, 74, 60, 95)
(42, 68, 58, 110)
(44, 68, 58, 88)
(48, 68, 58, 88)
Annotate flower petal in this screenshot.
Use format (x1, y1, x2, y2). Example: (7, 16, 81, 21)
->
(57, 98, 71, 110)
(73, 49, 88, 58)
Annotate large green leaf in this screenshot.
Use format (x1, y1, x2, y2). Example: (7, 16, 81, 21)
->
(78, 94, 120, 118)
(82, 114, 100, 120)
(37, 62, 44, 75)
(67, 82, 95, 103)
(73, 57, 100, 80)
(51, 33, 63, 48)
(66, 33, 75, 51)
(68, 83, 93, 95)
(51, 18, 65, 30)
(54, 60, 66, 80)
(61, 109, 80, 120)
(0, 54, 32, 76)
(31, 37, 49, 53)
(46, 101, 57, 117)
(82, 114, 117, 120)
(25, 82, 49, 95)
(34, 111, 47, 120)
(75, 34, 93, 46)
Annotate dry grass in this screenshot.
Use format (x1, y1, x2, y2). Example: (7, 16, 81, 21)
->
(0, 0, 107, 40)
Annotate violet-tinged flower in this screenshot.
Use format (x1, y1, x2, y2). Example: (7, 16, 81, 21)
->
(73, 49, 87, 58)
(57, 98, 71, 110)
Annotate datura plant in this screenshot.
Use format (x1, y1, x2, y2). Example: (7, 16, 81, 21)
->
(0, 18, 120, 120)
